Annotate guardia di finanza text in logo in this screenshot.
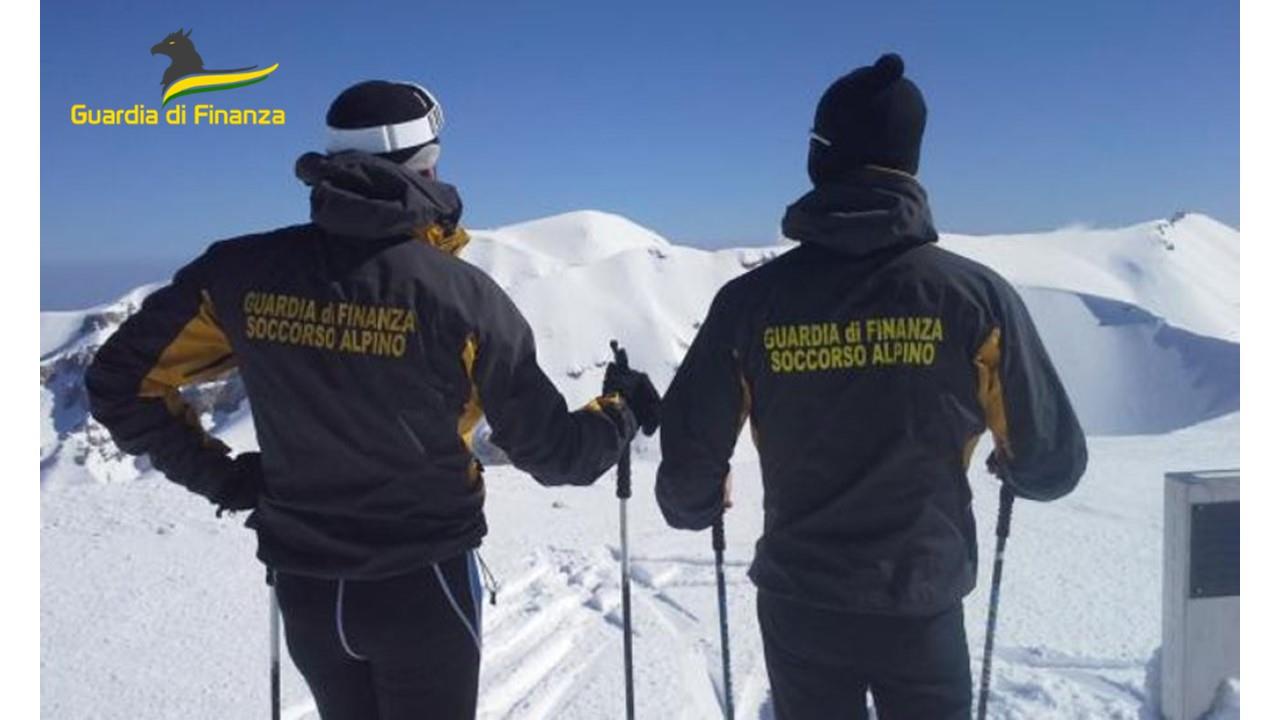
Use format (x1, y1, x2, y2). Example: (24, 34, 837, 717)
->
(70, 28, 284, 126)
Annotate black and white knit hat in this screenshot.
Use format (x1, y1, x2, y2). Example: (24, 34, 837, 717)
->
(325, 80, 445, 172)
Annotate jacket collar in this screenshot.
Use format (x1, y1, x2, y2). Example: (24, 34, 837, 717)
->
(295, 150, 465, 250)
(781, 166, 938, 258)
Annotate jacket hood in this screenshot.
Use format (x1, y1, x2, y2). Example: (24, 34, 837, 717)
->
(781, 167, 938, 257)
(296, 151, 463, 241)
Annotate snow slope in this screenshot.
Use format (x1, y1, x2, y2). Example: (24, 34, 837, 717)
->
(40, 210, 1240, 718)
(39, 419, 1241, 720)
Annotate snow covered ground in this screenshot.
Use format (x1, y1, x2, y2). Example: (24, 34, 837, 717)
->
(40, 210, 1239, 718)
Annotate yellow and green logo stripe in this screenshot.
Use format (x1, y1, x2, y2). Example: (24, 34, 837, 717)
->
(162, 63, 280, 107)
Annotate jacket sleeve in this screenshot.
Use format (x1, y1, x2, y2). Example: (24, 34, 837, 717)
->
(85, 249, 242, 503)
(656, 289, 748, 530)
(464, 287, 626, 487)
(975, 279, 1088, 501)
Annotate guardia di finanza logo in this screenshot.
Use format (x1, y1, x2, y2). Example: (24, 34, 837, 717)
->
(70, 28, 284, 126)
(152, 28, 279, 106)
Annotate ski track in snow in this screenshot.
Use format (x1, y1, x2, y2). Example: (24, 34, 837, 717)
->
(476, 545, 741, 719)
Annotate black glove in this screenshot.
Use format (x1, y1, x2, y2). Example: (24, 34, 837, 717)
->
(213, 452, 264, 516)
(985, 450, 1009, 481)
(604, 362, 661, 436)
(597, 398, 640, 444)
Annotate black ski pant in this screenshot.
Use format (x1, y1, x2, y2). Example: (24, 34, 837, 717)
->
(757, 592, 972, 720)
(274, 551, 483, 720)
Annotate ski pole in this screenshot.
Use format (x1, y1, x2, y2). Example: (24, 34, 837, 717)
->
(269, 572, 281, 720)
(977, 484, 1016, 720)
(712, 517, 735, 720)
(609, 340, 636, 720)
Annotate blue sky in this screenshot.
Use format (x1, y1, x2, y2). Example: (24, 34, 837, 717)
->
(41, 0, 1238, 308)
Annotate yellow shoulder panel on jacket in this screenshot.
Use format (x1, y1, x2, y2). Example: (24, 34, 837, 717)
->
(136, 290, 236, 450)
(974, 326, 1012, 458)
(457, 333, 484, 449)
(141, 290, 237, 391)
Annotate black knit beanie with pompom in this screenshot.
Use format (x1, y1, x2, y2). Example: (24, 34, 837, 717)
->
(807, 53, 927, 184)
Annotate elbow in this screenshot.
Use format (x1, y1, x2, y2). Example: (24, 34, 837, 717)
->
(82, 352, 155, 457)
(84, 345, 135, 417)
(658, 502, 714, 532)
(1010, 443, 1089, 502)
(655, 465, 719, 531)
(533, 471, 601, 488)
(1054, 443, 1089, 499)
(83, 361, 122, 426)
(530, 460, 612, 488)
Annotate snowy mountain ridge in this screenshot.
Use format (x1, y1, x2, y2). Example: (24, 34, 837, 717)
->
(942, 212, 1238, 341)
(40, 209, 1239, 484)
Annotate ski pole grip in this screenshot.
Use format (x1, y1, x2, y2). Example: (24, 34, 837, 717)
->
(712, 517, 727, 552)
(996, 484, 1015, 540)
(607, 339, 634, 500)
(610, 339, 629, 371)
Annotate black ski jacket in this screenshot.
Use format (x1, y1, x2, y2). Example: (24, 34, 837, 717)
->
(656, 167, 1087, 615)
(86, 151, 630, 579)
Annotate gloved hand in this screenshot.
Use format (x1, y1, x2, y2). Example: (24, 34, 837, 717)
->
(597, 397, 640, 444)
(985, 450, 1009, 481)
(604, 362, 661, 436)
(214, 452, 264, 516)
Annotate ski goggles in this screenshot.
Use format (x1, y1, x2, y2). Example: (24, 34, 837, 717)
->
(326, 81, 445, 154)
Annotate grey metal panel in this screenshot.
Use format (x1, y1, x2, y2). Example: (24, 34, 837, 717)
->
(1189, 501, 1239, 599)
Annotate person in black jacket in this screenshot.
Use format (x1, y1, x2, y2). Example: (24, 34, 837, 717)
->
(85, 80, 660, 720)
(655, 54, 1087, 720)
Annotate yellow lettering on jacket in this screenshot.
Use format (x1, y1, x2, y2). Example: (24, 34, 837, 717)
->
(764, 317, 944, 374)
(242, 291, 418, 359)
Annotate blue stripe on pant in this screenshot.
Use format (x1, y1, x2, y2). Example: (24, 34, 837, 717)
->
(468, 552, 484, 647)
(433, 551, 483, 653)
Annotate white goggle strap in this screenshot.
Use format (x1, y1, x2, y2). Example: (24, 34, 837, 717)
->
(401, 81, 444, 137)
(325, 82, 445, 154)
